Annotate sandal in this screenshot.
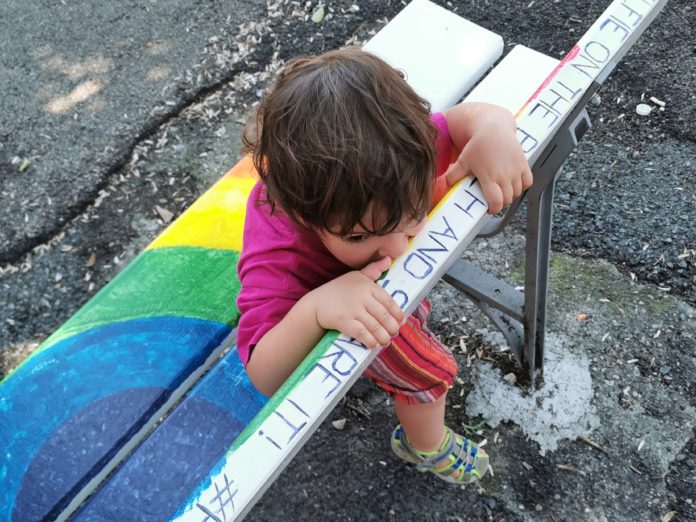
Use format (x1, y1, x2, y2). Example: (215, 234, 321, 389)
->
(391, 424, 489, 484)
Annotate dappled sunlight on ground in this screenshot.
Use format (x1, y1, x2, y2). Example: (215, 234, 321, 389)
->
(45, 80, 104, 114)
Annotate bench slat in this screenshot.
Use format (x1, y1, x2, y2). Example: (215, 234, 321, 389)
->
(70, 349, 266, 521)
(363, 0, 503, 112)
(464, 45, 559, 115)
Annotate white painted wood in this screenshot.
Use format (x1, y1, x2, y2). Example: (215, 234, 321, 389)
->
(465, 45, 559, 115)
(364, 0, 503, 112)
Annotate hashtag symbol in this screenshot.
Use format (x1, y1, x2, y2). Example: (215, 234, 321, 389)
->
(196, 473, 237, 522)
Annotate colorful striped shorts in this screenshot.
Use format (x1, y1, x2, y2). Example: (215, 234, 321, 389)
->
(363, 299, 457, 405)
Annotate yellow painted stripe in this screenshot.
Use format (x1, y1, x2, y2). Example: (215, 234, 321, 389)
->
(147, 156, 258, 251)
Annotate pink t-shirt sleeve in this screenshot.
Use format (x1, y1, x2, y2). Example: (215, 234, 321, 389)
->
(431, 112, 452, 176)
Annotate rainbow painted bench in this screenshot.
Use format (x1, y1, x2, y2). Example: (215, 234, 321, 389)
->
(0, 1, 665, 520)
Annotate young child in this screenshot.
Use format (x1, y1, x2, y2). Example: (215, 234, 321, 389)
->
(237, 47, 532, 484)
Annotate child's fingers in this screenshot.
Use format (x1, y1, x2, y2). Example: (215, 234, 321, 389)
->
(522, 168, 534, 190)
(360, 256, 392, 281)
(364, 300, 401, 338)
(356, 310, 394, 347)
(343, 319, 381, 350)
(371, 286, 405, 324)
(512, 172, 523, 198)
(480, 179, 503, 214)
(444, 161, 467, 188)
(501, 182, 514, 208)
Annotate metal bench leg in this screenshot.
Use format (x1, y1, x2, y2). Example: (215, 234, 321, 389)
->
(523, 175, 557, 385)
(444, 106, 591, 387)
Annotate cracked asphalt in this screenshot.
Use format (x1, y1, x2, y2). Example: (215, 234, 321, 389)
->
(1, 0, 694, 520)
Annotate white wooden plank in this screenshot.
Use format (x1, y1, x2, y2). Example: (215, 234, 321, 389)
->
(465, 45, 559, 114)
(364, 0, 503, 112)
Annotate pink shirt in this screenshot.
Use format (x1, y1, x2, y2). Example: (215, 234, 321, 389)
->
(236, 113, 452, 365)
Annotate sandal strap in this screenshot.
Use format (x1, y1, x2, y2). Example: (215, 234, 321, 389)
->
(414, 428, 453, 469)
(415, 428, 476, 475)
(394, 425, 480, 476)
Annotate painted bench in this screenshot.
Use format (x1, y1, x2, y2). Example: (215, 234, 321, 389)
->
(0, 0, 666, 520)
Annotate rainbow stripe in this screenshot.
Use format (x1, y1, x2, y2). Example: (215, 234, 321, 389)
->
(0, 157, 260, 521)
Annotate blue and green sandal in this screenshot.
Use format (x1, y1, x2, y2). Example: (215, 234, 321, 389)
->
(391, 424, 489, 484)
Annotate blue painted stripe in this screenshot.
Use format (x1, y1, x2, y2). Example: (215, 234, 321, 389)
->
(72, 347, 267, 521)
(0, 316, 231, 522)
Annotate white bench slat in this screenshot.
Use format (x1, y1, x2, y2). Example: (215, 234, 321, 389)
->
(464, 45, 559, 114)
(364, 0, 503, 112)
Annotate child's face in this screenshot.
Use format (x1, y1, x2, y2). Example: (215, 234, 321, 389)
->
(318, 213, 426, 270)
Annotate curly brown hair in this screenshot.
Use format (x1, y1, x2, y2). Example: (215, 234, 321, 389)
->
(242, 47, 437, 237)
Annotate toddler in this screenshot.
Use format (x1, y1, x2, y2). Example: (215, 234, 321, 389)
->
(237, 47, 532, 484)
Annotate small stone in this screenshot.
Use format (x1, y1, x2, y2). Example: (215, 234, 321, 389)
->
(649, 96, 665, 107)
(19, 158, 32, 172)
(661, 511, 677, 522)
(503, 372, 517, 385)
(311, 5, 325, 23)
(332, 418, 347, 430)
(660, 366, 672, 375)
(155, 205, 174, 223)
(636, 103, 652, 116)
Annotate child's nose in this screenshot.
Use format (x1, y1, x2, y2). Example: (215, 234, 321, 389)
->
(378, 233, 409, 260)
(377, 219, 426, 259)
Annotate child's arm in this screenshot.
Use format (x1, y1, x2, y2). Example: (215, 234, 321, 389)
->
(246, 257, 403, 396)
(443, 102, 533, 214)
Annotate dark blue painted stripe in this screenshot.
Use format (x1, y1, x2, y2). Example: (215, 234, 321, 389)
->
(0, 316, 231, 522)
(72, 348, 267, 521)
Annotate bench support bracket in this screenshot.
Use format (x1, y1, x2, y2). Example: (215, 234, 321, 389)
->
(444, 105, 593, 386)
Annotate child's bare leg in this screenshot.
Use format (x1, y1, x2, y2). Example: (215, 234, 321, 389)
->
(395, 393, 447, 451)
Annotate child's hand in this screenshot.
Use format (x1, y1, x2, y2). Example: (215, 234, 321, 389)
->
(310, 256, 404, 349)
(444, 103, 533, 214)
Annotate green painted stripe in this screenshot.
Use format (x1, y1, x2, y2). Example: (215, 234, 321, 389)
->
(229, 329, 340, 452)
(39, 247, 240, 353)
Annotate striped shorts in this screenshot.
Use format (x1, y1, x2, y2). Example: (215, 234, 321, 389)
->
(363, 299, 457, 405)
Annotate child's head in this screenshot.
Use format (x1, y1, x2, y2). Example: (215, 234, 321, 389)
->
(244, 47, 436, 244)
